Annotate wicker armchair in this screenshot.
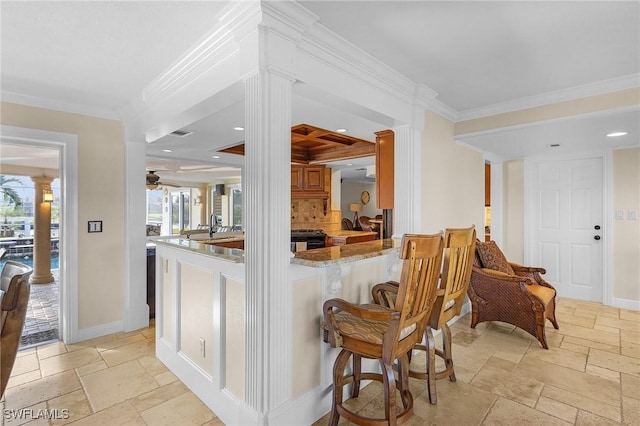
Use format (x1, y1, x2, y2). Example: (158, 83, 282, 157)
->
(468, 241, 559, 349)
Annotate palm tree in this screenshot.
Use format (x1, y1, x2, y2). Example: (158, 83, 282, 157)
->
(0, 175, 24, 215)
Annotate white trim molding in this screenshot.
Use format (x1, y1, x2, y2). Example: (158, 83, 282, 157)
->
(457, 73, 640, 121)
(0, 125, 79, 343)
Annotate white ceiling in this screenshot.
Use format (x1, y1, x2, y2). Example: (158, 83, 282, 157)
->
(1, 1, 639, 184)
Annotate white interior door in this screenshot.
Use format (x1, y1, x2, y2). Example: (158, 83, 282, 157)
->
(530, 157, 603, 301)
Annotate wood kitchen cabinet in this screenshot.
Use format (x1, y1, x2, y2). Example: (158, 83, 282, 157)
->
(291, 165, 330, 213)
(375, 130, 394, 209)
(291, 166, 304, 191)
(291, 165, 326, 193)
(303, 166, 325, 191)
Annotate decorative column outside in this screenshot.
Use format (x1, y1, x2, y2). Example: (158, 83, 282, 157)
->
(30, 176, 54, 284)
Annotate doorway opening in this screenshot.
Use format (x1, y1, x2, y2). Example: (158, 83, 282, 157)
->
(0, 165, 61, 348)
(1, 125, 78, 347)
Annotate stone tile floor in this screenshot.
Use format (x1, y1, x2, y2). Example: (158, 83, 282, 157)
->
(1, 298, 638, 425)
(21, 270, 59, 348)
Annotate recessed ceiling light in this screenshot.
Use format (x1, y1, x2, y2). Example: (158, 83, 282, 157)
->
(606, 131, 628, 137)
(162, 149, 172, 152)
(336, 128, 347, 133)
(212, 155, 220, 159)
(347, 163, 353, 166)
(234, 126, 244, 131)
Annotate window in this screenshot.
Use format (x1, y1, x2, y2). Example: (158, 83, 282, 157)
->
(146, 190, 162, 224)
(170, 190, 190, 234)
(231, 186, 242, 229)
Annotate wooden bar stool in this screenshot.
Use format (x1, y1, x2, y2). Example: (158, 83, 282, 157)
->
(372, 226, 476, 404)
(322, 233, 444, 425)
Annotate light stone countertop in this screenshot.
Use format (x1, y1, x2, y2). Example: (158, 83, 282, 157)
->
(324, 230, 378, 238)
(156, 236, 400, 267)
(154, 238, 245, 263)
(291, 239, 400, 267)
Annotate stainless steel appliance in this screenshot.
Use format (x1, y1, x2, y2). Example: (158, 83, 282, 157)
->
(290, 229, 326, 252)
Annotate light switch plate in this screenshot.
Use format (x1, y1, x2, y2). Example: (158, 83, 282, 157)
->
(629, 210, 638, 221)
(616, 210, 625, 220)
(88, 220, 103, 233)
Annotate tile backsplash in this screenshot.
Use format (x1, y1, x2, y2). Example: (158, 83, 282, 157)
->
(291, 199, 341, 231)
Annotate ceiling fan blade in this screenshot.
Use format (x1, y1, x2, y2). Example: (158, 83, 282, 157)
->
(158, 181, 181, 188)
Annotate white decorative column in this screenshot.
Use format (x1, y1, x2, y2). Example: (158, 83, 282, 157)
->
(243, 66, 294, 418)
(123, 137, 149, 331)
(393, 125, 422, 236)
(30, 176, 54, 284)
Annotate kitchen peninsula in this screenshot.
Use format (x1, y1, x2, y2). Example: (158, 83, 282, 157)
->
(153, 235, 401, 425)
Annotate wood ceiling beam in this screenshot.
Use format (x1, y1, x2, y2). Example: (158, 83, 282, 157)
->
(308, 144, 375, 163)
(218, 124, 376, 164)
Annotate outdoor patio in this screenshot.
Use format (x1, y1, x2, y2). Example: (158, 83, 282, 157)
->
(21, 269, 59, 348)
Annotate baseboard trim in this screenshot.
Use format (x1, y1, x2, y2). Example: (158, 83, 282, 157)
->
(611, 297, 640, 311)
(74, 320, 123, 344)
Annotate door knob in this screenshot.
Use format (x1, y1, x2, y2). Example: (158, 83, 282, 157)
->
(594, 235, 601, 240)
(594, 225, 601, 230)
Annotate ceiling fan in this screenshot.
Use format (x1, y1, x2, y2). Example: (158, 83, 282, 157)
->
(146, 170, 181, 190)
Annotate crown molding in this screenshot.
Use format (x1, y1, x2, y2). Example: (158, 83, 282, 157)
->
(261, 0, 320, 40)
(412, 83, 457, 121)
(300, 25, 416, 100)
(456, 104, 640, 139)
(299, 23, 455, 126)
(457, 73, 640, 121)
(137, 2, 260, 109)
(1, 91, 119, 121)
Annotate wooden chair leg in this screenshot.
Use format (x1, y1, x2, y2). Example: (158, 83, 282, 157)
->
(380, 359, 397, 425)
(441, 323, 456, 382)
(425, 326, 437, 405)
(470, 309, 479, 329)
(548, 299, 559, 329)
(536, 324, 549, 350)
(397, 353, 413, 408)
(330, 349, 352, 426)
(352, 354, 361, 398)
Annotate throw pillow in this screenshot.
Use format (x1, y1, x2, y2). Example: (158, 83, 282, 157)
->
(476, 240, 515, 275)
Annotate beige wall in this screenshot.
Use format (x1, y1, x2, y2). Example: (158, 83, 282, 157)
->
(613, 148, 640, 301)
(455, 88, 640, 135)
(502, 160, 525, 263)
(420, 111, 485, 236)
(340, 182, 380, 222)
(1, 101, 125, 329)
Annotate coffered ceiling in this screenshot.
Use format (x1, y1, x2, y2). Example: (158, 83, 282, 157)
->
(220, 124, 376, 165)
